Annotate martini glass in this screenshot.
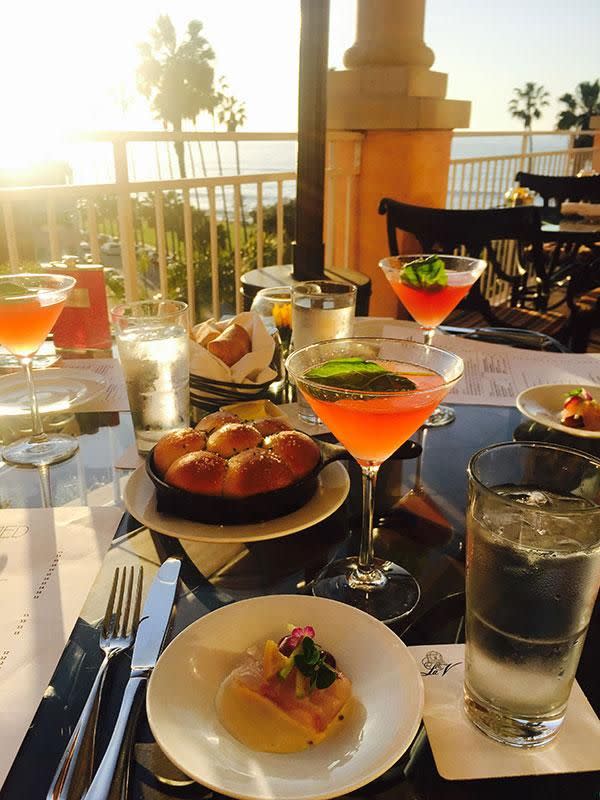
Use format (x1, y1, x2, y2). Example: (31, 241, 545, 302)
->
(286, 337, 463, 622)
(0, 273, 78, 466)
(379, 254, 486, 427)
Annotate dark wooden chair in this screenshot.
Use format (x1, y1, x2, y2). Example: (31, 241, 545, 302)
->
(515, 172, 600, 217)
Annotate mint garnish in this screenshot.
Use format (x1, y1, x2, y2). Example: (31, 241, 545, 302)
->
(305, 357, 417, 392)
(400, 255, 448, 291)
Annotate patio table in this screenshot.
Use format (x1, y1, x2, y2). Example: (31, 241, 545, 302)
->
(0, 346, 598, 800)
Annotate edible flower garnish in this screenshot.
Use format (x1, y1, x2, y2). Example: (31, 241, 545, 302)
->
(286, 625, 315, 648)
(305, 357, 417, 392)
(400, 255, 448, 291)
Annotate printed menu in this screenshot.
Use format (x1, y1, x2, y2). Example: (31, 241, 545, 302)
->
(0, 506, 123, 790)
(64, 357, 130, 412)
(381, 322, 600, 406)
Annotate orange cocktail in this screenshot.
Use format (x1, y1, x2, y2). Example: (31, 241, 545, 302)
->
(286, 337, 464, 623)
(303, 364, 445, 466)
(0, 273, 77, 466)
(0, 294, 66, 356)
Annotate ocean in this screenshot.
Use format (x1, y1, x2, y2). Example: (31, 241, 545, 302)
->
(66, 132, 574, 213)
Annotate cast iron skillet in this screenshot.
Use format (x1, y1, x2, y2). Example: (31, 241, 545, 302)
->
(145, 438, 348, 525)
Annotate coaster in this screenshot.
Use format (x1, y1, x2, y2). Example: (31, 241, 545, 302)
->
(408, 644, 600, 780)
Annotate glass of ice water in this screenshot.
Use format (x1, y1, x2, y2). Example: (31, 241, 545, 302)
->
(111, 300, 190, 453)
(465, 442, 600, 747)
(291, 281, 357, 425)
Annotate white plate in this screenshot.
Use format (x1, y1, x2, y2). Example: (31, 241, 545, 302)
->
(516, 384, 600, 440)
(123, 461, 350, 543)
(0, 368, 106, 415)
(147, 595, 424, 800)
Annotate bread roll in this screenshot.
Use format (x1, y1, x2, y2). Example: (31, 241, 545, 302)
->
(153, 428, 207, 477)
(195, 411, 241, 433)
(264, 431, 320, 480)
(252, 417, 292, 437)
(165, 451, 227, 495)
(207, 423, 262, 458)
(223, 448, 294, 498)
(207, 323, 251, 366)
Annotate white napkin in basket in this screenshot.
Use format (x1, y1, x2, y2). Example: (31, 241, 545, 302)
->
(190, 311, 277, 384)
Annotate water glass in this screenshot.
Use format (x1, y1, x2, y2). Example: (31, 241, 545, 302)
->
(111, 300, 190, 452)
(465, 442, 600, 747)
(291, 281, 357, 424)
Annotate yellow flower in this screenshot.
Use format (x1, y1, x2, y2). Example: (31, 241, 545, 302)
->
(272, 302, 292, 330)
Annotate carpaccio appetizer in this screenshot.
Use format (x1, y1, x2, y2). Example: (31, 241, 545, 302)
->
(216, 625, 353, 752)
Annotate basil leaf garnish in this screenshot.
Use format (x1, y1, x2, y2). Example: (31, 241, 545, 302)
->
(400, 255, 448, 291)
(305, 358, 417, 392)
(0, 282, 36, 299)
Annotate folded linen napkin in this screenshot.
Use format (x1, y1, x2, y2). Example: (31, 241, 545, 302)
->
(190, 311, 277, 384)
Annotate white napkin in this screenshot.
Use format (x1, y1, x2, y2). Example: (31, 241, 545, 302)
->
(190, 311, 277, 384)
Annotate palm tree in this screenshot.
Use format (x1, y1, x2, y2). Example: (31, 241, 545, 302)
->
(557, 80, 600, 147)
(216, 83, 248, 239)
(508, 82, 550, 150)
(137, 16, 217, 177)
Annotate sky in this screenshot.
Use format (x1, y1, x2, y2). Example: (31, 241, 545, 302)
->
(0, 0, 598, 167)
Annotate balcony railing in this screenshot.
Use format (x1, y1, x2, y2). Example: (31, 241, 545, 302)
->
(1, 129, 597, 320)
(0, 131, 363, 323)
(448, 130, 599, 209)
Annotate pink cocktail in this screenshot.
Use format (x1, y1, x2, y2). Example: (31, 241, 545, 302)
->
(380, 254, 486, 426)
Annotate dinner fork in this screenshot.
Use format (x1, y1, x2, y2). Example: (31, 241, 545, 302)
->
(47, 565, 143, 800)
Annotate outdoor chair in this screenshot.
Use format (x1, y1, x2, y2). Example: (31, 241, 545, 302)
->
(376, 197, 582, 346)
(515, 172, 600, 216)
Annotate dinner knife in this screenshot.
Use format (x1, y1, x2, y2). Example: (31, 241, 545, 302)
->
(82, 557, 181, 800)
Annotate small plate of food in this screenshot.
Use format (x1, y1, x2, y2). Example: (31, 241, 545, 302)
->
(146, 595, 424, 800)
(516, 384, 600, 439)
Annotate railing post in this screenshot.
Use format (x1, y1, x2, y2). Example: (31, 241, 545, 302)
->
(2, 201, 19, 269)
(113, 140, 138, 301)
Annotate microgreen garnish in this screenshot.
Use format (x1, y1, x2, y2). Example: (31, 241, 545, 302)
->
(399, 255, 448, 291)
(277, 631, 338, 692)
(293, 637, 337, 691)
(565, 388, 592, 401)
(305, 358, 417, 392)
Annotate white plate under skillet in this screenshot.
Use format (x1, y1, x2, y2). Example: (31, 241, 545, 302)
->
(146, 594, 424, 800)
(0, 368, 106, 415)
(123, 461, 350, 543)
(516, 384, 600, 440)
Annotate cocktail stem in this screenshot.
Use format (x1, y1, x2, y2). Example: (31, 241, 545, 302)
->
(422, 327, 436, 347)
(348, 465, 388, 591)
(20, 357, 46, 442)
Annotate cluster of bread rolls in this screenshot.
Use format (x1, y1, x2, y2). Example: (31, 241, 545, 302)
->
(152, 411, 321, 498)
(194, 323, 251, 367)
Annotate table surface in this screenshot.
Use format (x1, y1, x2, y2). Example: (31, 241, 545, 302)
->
(0, 369, 599, 800)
